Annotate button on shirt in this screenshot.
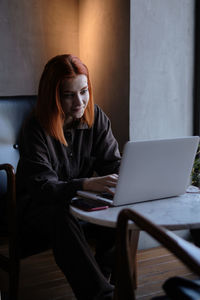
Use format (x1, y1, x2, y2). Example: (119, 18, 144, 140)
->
(65, 131, 73, 159)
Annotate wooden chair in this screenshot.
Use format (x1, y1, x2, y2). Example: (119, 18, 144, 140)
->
(114, 208, 200, 300)
(0, 96, 36, 299)
(0, 163, 19, 300)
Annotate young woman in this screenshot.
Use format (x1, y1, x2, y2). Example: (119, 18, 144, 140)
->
(16, 54, 121, 299)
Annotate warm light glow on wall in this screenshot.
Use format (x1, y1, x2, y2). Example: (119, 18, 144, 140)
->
(79, 1, 106, 84)
(42, 0, 79, 57)
(78, 0, 130, 149)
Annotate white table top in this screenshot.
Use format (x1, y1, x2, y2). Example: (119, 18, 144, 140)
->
(70, 192, 200, 230)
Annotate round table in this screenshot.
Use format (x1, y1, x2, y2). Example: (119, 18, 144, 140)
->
(70, 192, 200, 230)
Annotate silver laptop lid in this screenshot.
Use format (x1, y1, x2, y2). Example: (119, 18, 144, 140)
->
(113, 136, 199, 206)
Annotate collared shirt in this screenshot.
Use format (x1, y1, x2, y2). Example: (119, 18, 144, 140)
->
(16, 104, 121, 212)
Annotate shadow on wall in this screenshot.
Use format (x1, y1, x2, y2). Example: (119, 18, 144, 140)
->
(0, 0, 79, 95)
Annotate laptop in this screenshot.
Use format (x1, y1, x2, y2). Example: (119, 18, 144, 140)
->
(72, 136, 199, 209)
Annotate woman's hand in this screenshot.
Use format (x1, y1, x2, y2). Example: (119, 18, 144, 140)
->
(83, 174, 118, 195)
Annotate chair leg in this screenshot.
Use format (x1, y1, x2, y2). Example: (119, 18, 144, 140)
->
(129, 230, 140, 289)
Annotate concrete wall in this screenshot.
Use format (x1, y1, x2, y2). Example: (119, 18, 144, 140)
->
(79, 0, 130, 150)
(0, 0, 79, 96)
(130, 0, 195, 249)
(130, 0, 194, 140)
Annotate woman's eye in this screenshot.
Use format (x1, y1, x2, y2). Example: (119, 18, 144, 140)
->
(63, 93, 74, 98)
(81, 89, 88, 95)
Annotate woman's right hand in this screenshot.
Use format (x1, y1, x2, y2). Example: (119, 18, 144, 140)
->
(83, 174, 118, 195)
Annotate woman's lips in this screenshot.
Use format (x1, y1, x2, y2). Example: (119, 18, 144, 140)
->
(72, 106, 83, 113)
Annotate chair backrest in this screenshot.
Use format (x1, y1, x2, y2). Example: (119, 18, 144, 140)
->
(0, 96, 36, 195)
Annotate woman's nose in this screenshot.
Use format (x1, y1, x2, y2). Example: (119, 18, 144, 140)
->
(74, 93, 82, 105)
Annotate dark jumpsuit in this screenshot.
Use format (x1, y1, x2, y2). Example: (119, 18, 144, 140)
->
(16, 104, 121, 300)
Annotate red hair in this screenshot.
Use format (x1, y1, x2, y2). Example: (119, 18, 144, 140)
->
(35, 54, 94, 145)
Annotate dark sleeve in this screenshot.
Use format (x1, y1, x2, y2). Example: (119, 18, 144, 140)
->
(92, 105, 121, 175)
(16, 117, 84, 205)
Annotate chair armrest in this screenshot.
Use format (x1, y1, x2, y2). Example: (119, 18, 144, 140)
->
(0, 163, 16, 226)
(0, 164, 18, 260)
(0, 163, 19, 291)
(117, 209, 200, 276)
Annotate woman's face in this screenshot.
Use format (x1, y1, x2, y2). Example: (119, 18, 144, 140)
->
(60, 74, 89, 124)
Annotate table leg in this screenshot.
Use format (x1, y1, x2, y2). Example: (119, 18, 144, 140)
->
(129, 229, 140, 289)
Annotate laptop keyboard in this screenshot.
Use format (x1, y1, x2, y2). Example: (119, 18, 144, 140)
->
(98, 192, 114, 200)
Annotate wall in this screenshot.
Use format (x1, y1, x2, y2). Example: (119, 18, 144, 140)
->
(79, 0, 130, 150)
(130, 0, 194, 140)
(0, 0, 79, 96)
(130, 0, 195, 249)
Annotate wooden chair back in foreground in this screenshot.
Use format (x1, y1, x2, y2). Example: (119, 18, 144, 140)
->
(114, 208, 200, 300)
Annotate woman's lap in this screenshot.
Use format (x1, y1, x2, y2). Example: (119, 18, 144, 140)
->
(19, 202, 115, 299)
